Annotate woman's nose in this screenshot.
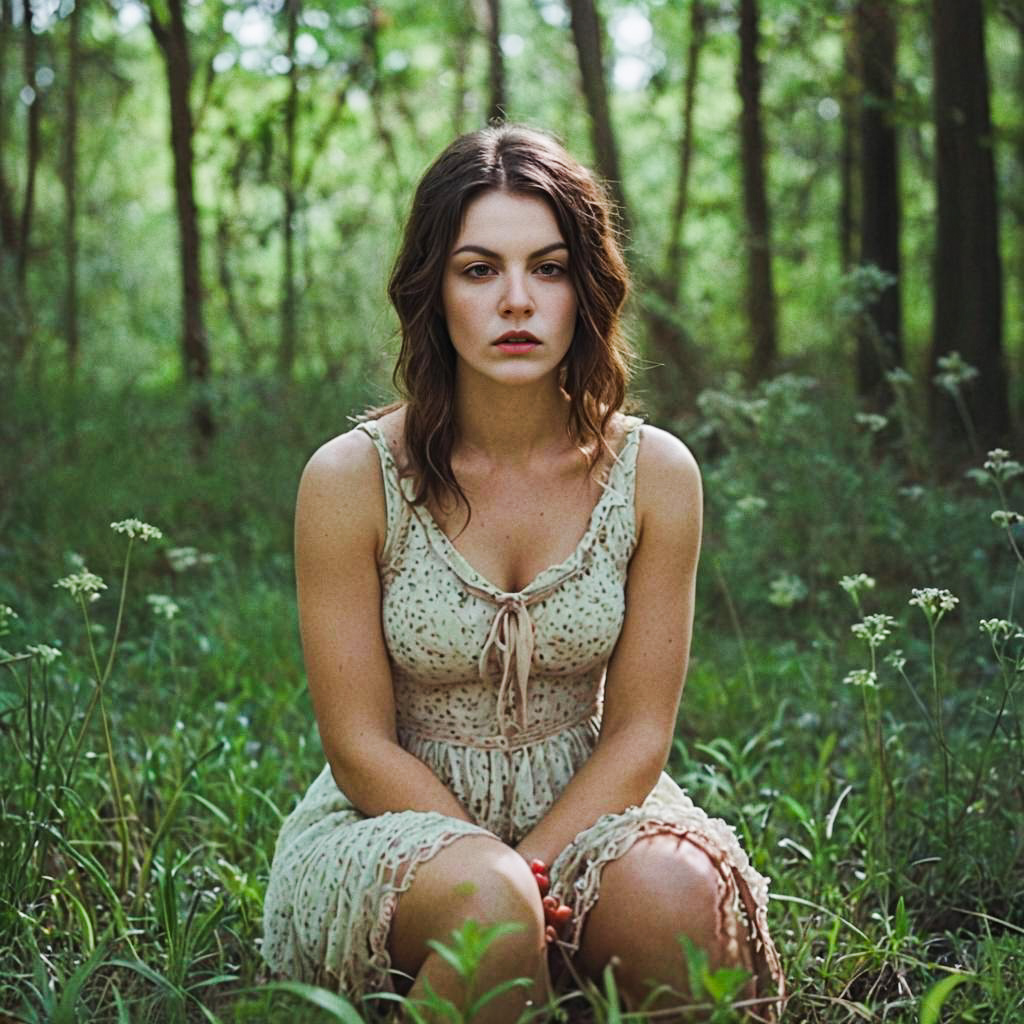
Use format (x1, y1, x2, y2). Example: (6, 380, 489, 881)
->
(500, 270, 534, 316)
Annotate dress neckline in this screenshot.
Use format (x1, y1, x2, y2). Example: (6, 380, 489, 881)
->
(360, 415, 643, 601)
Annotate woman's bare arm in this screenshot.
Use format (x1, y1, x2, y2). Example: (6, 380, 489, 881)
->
(295, 429, 471, 822)
(514, 425, 703, 866)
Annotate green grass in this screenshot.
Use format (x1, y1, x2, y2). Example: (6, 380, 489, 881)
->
(1, 365, 1022, 1022)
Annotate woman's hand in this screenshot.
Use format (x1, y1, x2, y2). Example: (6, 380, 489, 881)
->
(529, 859, 572, 943)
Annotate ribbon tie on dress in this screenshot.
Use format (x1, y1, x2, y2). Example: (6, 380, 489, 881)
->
(479, 597, 535, 738)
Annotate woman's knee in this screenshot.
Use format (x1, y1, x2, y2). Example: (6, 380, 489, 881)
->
(390, 835, 544, 975)
(579, 834, 739, 987)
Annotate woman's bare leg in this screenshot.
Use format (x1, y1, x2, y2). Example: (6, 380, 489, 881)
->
(576, 834, 755, 1015)
(390, 835, 548, 1023)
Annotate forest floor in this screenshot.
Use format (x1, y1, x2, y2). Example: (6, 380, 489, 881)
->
(1, 370, 1022, 1022)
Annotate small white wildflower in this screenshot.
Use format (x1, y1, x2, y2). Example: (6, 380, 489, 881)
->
(146, 594, 180, 621)
(769, 573, 808, 608)
(843, 669, 878, 688)
(26, 643, 62, 665)
(855, 412, 888, 433)
(933, 351, 979, 394)
(735, 495, 768, 515)
(852, 613, 897, 649)
(166, 546, 216, 572)
(840, 573, 876, 597)
(992, 510, 1024, 529)
(0, 605, 18, 636)
(110, 518, 163, 542)
(884, 648, 907, 672)
(900, 485, 926, 500)
(885, 367, 913, 387)
(54, 569, 107, 602)
(982, 449, 1022, 483)
(909, 587, 959, 621)
(979, 619, 1017, 641)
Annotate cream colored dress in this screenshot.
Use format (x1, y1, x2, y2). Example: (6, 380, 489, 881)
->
(262, 415, 784, 1012)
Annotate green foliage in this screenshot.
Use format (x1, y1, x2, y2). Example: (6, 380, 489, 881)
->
(3, 366, 1023, 1022)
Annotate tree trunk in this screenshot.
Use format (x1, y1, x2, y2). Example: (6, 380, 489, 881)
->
(839, 10, 858, 275)
(150, 0, 214, 443)
(855, 0, 903, 406)
(930, 0, 1009, 445)
(565, 0, 630, 234)
(17, 0, 39, 299)
(484, 0, 506, 123)
(279, 0, 300, 377)
(63, 0, 81, 377)
(0, 0, 19, 350)
(450, 0, 471, 135)
(662, 0, 706, 304)
(737, 0, 778, 380)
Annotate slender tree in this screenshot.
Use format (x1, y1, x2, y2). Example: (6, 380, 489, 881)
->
(662, 0, 706, 304)
(149, 0, 214, 441)
(930, 0, 1009, 444)
(855, 0, 903, 405)
(279, 0, 300, 376)
(484, 0, 506, 123)
(839, 9, 858, 275)
(737, 0, 778, 380)
(63, 0, 81, 376)
(565, 0, 630, 233)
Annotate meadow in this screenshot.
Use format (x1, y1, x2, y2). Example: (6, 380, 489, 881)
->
(1, 355, 1021, 1024)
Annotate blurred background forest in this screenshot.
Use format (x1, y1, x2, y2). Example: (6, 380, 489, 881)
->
(2, 0, 1024, 1022)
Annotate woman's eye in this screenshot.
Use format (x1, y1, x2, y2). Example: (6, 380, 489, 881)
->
(464, 264, 494, 279)
(536, 262, 565, 277)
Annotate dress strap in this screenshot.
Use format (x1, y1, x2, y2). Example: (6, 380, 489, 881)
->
(355, 420, 406, 571)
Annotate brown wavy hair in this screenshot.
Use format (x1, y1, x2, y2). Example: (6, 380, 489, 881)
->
(382, 123, 633, 516)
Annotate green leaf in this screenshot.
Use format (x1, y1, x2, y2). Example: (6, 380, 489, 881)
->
(466, 976, 532, 1017)
(920, 973, 972, 1024)
(259, 980, 368, 1023)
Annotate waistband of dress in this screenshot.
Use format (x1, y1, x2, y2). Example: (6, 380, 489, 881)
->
(397, 702, 600, 752)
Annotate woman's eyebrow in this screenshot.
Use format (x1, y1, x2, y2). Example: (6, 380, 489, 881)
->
(450, 241, 568, 260)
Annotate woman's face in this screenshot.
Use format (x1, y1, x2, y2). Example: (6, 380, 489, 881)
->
(441, 189, 578, 390)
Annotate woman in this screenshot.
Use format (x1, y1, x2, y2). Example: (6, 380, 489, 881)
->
(262, 124, 784, 1021)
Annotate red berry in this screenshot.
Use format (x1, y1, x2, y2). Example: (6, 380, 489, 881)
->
(535, 874, 550, 894)
(553, 905, 572, 926)
(542, 895, 558, 911)
(530, 859, 547, 875)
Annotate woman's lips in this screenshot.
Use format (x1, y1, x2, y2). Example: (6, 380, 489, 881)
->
(494, 331, 541, 353)
(495, 341, 540, 353)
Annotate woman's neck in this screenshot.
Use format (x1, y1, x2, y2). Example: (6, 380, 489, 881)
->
(453, 376, 574, 467)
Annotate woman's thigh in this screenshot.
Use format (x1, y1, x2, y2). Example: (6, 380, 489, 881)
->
(389, 834, 545, 977)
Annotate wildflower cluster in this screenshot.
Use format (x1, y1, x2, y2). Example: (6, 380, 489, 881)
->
(885, 367, 913, 388)
(909, 587, 959, 624)
(843, 668, 878, 689)
(26, 643, 62, 665)
(147, 594, 180, 621)
(884, 649, 907, 672)
(991, 511, 1023, 529)
(166, 546, 216, 572)
(855, 412, 888, 433)
(983, 449, 1022, 484)
(852, 613, 896, 649)
(734, 495, 768, 516)
(0, 604, 18, 636)
(979, 619, 1022, 642)
(933, 351, 979, 395)
(840, 573, 876, 597)
(769, 573, 807, 608)
(54, 570, 107, 602)
(110, 518, 163, 542)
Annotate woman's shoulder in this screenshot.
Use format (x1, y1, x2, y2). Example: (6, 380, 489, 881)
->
(632, 421, 702, 528)
(298, 408, 407, 514)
